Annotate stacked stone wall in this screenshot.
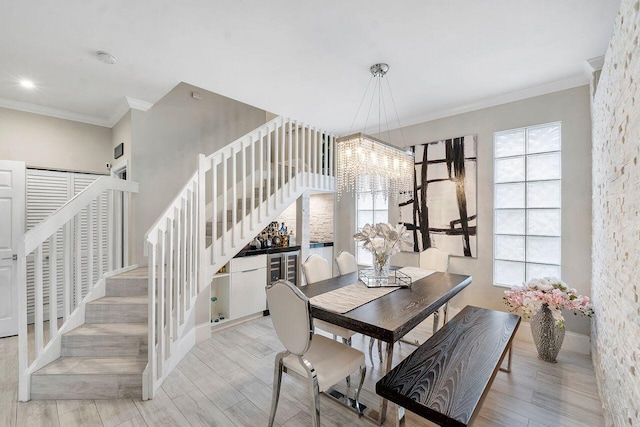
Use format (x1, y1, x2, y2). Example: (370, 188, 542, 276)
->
(591, 0, 640, 424)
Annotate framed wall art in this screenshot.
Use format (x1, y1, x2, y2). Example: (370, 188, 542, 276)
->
(399, 135, 477, 257)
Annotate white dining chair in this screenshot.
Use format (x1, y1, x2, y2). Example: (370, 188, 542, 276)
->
(301, 254, 358, 381)
(266, 279, 366, 427)
(335, 251, 358, 275)
(334, 251, 383, 365)
(419, 247, 450, 272)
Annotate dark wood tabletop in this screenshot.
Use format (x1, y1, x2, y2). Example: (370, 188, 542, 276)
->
(300, 271, 472, 343)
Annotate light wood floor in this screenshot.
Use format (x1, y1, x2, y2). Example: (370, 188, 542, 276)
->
(0, 315, 605, 426)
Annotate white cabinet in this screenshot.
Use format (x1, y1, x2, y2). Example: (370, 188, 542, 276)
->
(216, 254, 267, 322)
(228, 267, 267, 319)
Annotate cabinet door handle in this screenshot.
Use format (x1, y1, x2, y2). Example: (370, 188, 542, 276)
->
(240, 268, 262, 273)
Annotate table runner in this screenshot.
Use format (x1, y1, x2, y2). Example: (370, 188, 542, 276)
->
(309, 282, 399, 314)
(398, 266, 435, 282)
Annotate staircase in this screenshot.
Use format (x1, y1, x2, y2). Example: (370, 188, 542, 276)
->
(30, 270, 148, 399)
(18, 116, 335, 402)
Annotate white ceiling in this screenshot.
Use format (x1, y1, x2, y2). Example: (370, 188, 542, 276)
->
(0, 0, 620, 133)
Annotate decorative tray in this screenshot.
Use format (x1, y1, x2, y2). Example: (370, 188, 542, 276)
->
(358, 268, 412, 288)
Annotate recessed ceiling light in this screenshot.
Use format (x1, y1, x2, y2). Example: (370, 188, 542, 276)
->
(97, 51, 117, 65)
(20, 79, 35, 89)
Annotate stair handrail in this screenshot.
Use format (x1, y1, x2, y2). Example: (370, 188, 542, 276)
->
(144, 115, 336, 399)
(18, 176, 139, 401)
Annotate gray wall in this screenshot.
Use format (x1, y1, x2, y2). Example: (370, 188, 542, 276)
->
(111, 110, 132, 166)
(335, 85, 593, 335)
(130, 82, 268, 264)
(0, 107, 112, 174)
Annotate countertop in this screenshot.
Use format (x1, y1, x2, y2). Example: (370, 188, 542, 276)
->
(234, 241, 333, 258)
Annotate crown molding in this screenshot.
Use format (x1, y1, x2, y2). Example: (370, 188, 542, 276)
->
(585, 55, 605, 73)
(401, 74, 590, 129)
(0, 97, 111, 127)
(108, 96, 154, 127)
(0, 96, 154, 129)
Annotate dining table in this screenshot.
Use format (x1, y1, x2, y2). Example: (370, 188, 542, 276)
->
(299, 270, 472, 425)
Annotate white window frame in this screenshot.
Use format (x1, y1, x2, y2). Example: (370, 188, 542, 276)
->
(493, 122, 562, 287)
(355, 192, 388, 265)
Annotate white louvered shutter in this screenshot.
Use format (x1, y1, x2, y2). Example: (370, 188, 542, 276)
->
(26, 170, 104, 321)
(26, 170, 71, 322)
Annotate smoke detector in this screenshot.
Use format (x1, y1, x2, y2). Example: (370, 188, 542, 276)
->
(97, 51, 117, 65)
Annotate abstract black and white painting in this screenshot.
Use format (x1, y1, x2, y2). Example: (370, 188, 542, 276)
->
(399, 135, 477, 257)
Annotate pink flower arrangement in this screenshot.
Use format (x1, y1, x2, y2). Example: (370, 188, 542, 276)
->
(503, 277, 594, 329)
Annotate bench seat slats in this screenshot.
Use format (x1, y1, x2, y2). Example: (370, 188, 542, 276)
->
(376, 306, 520, 426)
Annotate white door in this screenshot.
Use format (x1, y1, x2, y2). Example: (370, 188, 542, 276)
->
(0, 160, 25, 337)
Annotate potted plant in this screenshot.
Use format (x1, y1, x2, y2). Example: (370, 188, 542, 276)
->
(504, 277, 593, 362)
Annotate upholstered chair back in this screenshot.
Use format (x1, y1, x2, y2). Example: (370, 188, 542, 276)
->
(335, 251, 358, 275)
(302, 254, 331, 284)
(266, 279, 312, 356)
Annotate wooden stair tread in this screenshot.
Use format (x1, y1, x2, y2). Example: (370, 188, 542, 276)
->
(65, 323, 147, 337)
(33, 356, 147, 376)
(109, 268, 149, 278)
(89, 296, 147, 304)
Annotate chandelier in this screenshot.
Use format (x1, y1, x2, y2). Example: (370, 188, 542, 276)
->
(336, 64, 414, 201)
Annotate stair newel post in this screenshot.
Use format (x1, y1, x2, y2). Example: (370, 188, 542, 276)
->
(281, 117, 286, 202)
(241, 138, 247, 240)
(97, 195, 104, 278)
(75, 211, 82, 308)
(250, 134, 256, 232)
(107, 189, 114, 272)
(306, 124, 311, 187)
(315, 128, 320, 189)
(147, 240, 157, 399)
(295, 120, 300, 190)
(197, 154, 207, 283)
(258, 129, 264, 224)
(210, 156, 217, 265)
(266, 126, 271, 217)
(288, 119, 293, 196)
(330, 134, 336, 189)
(222, 151, 228, 257)
(49, 235, 58, 342)
(181, 197, 188, 320)
(231, 147, 237, 249)
(17, 239, 29, 401)
(157, 227, 166, 378)
(63, 222, 71, 321)
(274, 122, 279, 210)
(34, 245, 43, 357)
(167, 216, 174, 352)
(88, 199, 94, 288)
(187, 186, 194, 299)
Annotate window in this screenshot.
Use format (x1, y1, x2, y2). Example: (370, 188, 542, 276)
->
(493, 122, 561, 287)
(355, 192, 388, 265)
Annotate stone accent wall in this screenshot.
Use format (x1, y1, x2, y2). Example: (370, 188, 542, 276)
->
(591, 0, 640, 424)
(277, 193, 334, 243)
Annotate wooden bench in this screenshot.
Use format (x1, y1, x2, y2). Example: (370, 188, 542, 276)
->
(376, 305, 520, 426)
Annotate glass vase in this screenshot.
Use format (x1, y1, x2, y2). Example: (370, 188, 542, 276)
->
(530, 303, 565, 363)
(372, 253, 390, 286)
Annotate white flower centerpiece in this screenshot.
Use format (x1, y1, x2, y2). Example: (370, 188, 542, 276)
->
(353, 223, 411, 279)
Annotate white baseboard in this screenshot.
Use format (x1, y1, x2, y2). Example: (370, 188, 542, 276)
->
(195, 322, 212, 342)
(513, 320, 591, 355)
(447, 306, 591, 356)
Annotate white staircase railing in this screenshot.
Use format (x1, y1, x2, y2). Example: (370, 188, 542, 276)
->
(18, 177, 139, 401)
(144, 116, 335, 398)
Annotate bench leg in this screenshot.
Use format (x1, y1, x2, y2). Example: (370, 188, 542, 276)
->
(499, 343, 513, 373)
(432, 310, 440, 334)
(396, 406, 406, 427)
